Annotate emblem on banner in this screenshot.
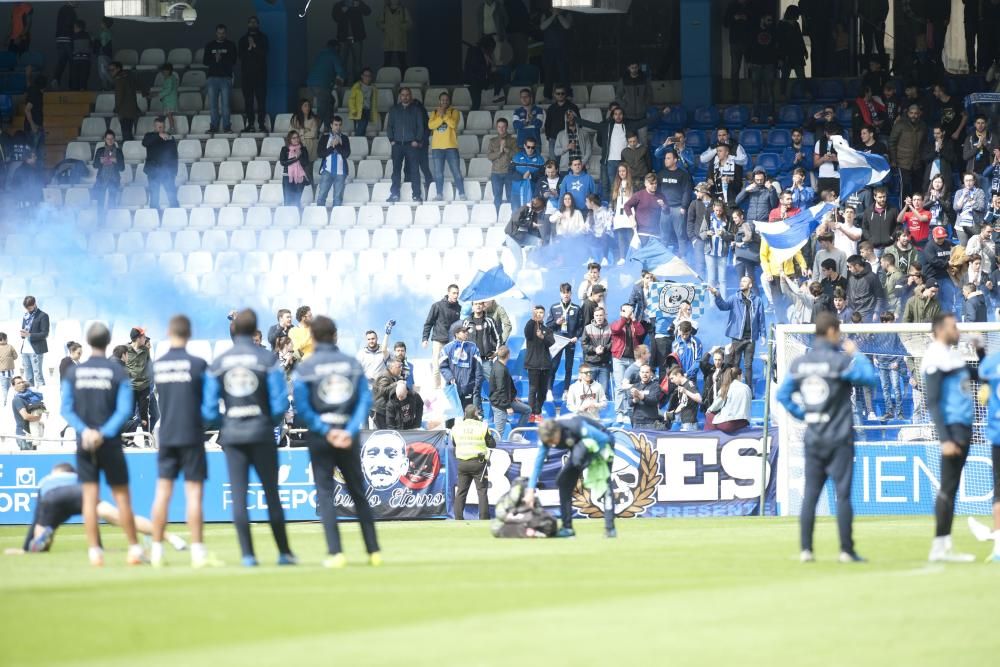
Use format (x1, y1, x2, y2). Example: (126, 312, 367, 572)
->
(658, 283, 696, 317)
(572, 430, 661, 518)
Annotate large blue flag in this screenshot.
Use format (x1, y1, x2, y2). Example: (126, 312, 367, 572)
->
(756, 201, 836, 265)
(831, 135, 891, 201)
(460, 265, 522, 302)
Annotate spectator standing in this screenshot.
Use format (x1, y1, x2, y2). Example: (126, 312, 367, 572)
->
(91, 130, 123, 216)
(513, 88, 544, 148)
(814, 122, 842, 196)
(464, 36, 503, 111)
(789, 167, 815, 209)
(0, 332, 17, 407)
(923, 125, 958, 190)
(510, 139, 543, 209)
(776, 6, 807, 97)
(10, 150, 44, 209)
(523, 306, 555, 422)
(378, 0, 410, 70)
(565, 363, 609, 420)
(616, 62, 653, 123)
(953, 172, 987, 245)
(487, 118, 517, 216)
(665, 366, 702, 431)
(333, 0, 371, 83)
(238, 16, 269, 133)
(540, 7, 572, 101)
(53, 1, 76, 88)
(545, 86, 580, 160)
(68, 20, 90, 91)
(736, 167, 778, 222)
(932, 83, 968, 145)
(846, 255, 885, 322)
(348, 67, 378, 138)
(962, 115, 994, 187)
(925, 174, 955, 231)
(610, 304, 645, 424)
(966, 223, 996, 274)
(889, 104, 927, 199)
(7, 2, 33, 56)
(902, 278, 942, 323)
(489, 345, 530, 436)
(109, 62, 143, 142)
(306, 40, 345, 125)
(702, 142, 742, 205)
(203, 25, 237, 134)
(706, 367, 752, 434)
(279, 131, 310, 207)
(746, 13, 778, 124)
(10, 375, 43, 450)
(357, 326, 391, 387)
(289, 305, 315, 359)
(898, 193, 931, 248)
(142, 117, 179, 209)
(723, 0, 752, 99)
(624, 174, 669, 246)
(370, 361, 401, 428)
(782, 127, 814, 174)
(700, 199, 733, 294)
(559, 157, 597, 212)
(123, 327, 152, 429)
(267, 310, 293, 351)
(422, 285, 461, 390)
(621, 132, 651, 186)
(858, 0, 889, 61)
(860, 186, 899, 255)
(813, 231, 847, 278)
(290, 99, 320, 159)
(386, 87, 427, 203)
(385, 381, 422, 430)
(656, 150, 693, 255)
(157, 64, 179, 134)
(467, 301, 500, 403)
(880, 254, 906, 315)
(315, 115, 351, 207)
(19, 296, 48, 388)
(96, 17, 113, 90)
(429, 92, 466, 201)
(709, 276, 765, 395)
(577, 106, 659, 200)
(546, 283, 583, 398)
(581, 304, 613, 395)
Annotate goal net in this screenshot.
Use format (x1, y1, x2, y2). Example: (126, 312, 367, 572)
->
(773, 322, 1000, 517)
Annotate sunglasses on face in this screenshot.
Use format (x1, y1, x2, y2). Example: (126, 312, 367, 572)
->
(525, 145, 536, 150)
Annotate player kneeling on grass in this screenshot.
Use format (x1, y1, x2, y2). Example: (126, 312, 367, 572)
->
(968, 340, 1000, 562)
(921, 313, 982, 563)
(291, 315, 382, 569)
(149, 315, 221, 568)
(61, 322, 146, 567)
(524, 414, 616, 538)
(776, 311, 878, 564)
(4, 463, 187, 556)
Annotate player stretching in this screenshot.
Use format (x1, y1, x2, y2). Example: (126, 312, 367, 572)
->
(61, 322, 146, 566)
(5, 463, 187, 555)
(203, 309, 296, 567)
(776, 312, 877, 563)
(968, 346, 1000, 561)
(291, 315, 382, 568)
(922, 313, 979, 563)
(149, 315, 221, 568)
(524, 415, 616, 538)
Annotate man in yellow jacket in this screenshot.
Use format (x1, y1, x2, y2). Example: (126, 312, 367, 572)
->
(428, 91, 466, 201)
(452, 404, 496, 520)
(759, 236, 809, 321)
(348, 67, 379, 138)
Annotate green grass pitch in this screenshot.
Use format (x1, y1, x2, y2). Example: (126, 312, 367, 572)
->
(0, 517, 997, 667)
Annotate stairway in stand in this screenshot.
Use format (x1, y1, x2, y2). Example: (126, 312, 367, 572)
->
(12, 90, 95, 168)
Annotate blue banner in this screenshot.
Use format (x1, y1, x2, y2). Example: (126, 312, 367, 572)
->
(0, 430, 451, 525)
(457, 427, 779, 520)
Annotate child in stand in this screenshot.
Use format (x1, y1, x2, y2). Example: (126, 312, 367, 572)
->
(158, 63, 179, 134)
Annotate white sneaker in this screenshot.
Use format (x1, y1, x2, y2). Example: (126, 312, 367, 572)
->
(546, 390, 554, 402)
(800, 549, 815, 563)
(167, 534, 188, 551)
(866, 411, 877, 421)
(928, 547, 976, 563)
(967, 516, 994, 542)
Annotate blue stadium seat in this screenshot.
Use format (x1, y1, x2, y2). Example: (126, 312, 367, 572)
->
(18, 52, 44, 69)
(0, 94, 12, 121)
(836, 107, 853, 126)
(754, 152, 781, 174)
(775, 104, 804, 128)
(812, 79, 845, 103)
(511, 64, 540, 86)
(722, 105, 750, 127)
(690, 105, 720, 129)
(0, 52, 16, 71)
(739, 128, 762, 154)
(787, 80, 809, 103)
(685, 129, 707, 153)
(660, 106, 688, 129)
(844, 78, 861, 100)
(766, 128, 791, 149)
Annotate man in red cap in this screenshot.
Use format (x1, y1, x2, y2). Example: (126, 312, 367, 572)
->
(124, 327, 153, 430)
(922, 226, 954, 312)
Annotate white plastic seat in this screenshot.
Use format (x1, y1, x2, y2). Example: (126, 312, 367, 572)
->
(271, 250, 300, 276)
(122, 141, 145, 163)
(428, 228, 455, 249)
(94, 93, 116, 116)
(201, 229, 229, 252)
(161, 207, 188, 229)
(217, 207, 244, 229)
(348, 136, 369, 160)
(216, 160, 244, 185)
(174, 229, 202, 253)
(213, 250, 242, 274)
(467, 157, 492, 181)
(259, 274, 286, 298)
(400, 227, 427, 249)
(258, 137, 284, 160)
(286, 228, 313, 251)
(330, 206, 357, 228)
(100, 208, 130, 232)
(229, 229, 256, 252)
(274, 206, 301, 228)
(343, 183, 369, 204)
(375, 66, 402, 88)
(442, 248, 472, 272)
(185, 251, 213, 275)
(259, 229, 286, 250)
(231, 183, 258, 207)
(259, 183, 284, 207)
(188, 207, 216, 229)
(472, 247, 501, 268)
(243, 251, 271, 273)
(133, 208, 160, 231)
(203, 183, 231, 207)
(484, 226, 506, 248)
(120, 185, 148, 209)
(245, 206, 273, 228)
(299, 250, 328, 275)
(177, 139, 203, 163)
(315, 229, 342, 250)
(458, 135, 479, 159)
(116, 231, 144, 254)
(115, 49, 139, 66)
(286, 274, 316, 297)
(244, 160, 272, 184)
(414, 204, 441, 227)
(357, 249, 386, 275)
(357, 205, 384, 228)
(342, 228, 370, 251)
(370, 136, 391, 159)
(413, 248, 442, 272)
(302, 206, 329, 228)
(78, 118, 108, 142)
(355, 159, 383, 183)
(187, 161, 217, 185)
(232, 137, 258, 161)
(272, 113, 292, 135)
(456, 227, 484, 249)
(442, 203, 470, 227)
(138, 48, 165, 70)
(384, 248, 415, 275)
(179, 92, 204, 113)
(64, 187, 92, 209)
(371, 228, 399, 250)
(203, 138, 231, 162)
(402, 66, 430, 87)
(227, 275, 256, 298)
(465, 110, 493, 134)
(590, 84, 615, 106)
(166, 47, 192, 67)
(370, 182, 393, 203)
(471, 204, 498, 227)
(385, 204, 412, 228)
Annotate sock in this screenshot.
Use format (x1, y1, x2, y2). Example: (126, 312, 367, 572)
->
(88, 546, 103, 562)
(150, 541, 164, 562)
(932, 535, 949, 552)
(191, 543, 207, 562)
(128, 543, 146, 559)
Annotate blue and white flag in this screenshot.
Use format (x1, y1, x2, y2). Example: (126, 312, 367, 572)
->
(459, 265, 525, 302)
(756, 201, 836, 265)
(831, 135, 891, 201)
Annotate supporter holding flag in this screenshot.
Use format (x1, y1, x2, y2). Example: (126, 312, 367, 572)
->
(830, 134, 891, 202)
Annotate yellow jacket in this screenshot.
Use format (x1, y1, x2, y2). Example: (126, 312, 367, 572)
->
(428, 106, 460, 150)
(289, 326, 314, 359)
(759, 239, 808, 278)
(347, 82, 379, 124)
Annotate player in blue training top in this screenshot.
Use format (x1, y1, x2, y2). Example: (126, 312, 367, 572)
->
(971, 347, 1000, 562)
(149, 314, 221, 568)
(292, 315, 382, 569)
(776, 312, 878, 563)
(5, 463, 187, 556)
(920, 312, 982, 563)
(523, 414, 616, 538)
(61, 322, 145, 567)
(203, 309, 295, 567)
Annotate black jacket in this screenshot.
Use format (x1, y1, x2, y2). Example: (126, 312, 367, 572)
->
(371, 369, 400, 416)
(488, 362, 517, 410)
(468, 314, 501, 360)
(922, 239, 953, 280)
(22, 308, 49, 354)
(316, 132, 351, 173)
(92, 145, 124, 184)
(576, 115, 652, 161)
(629, 379, 663, 425)
(523, 320, 555, 370)
(238, 30, 269, 76)
(861, 205, 899, 248)
(203, 39, 237, 78)
(846, 265, 886, 320)
(333, 0, 371, 41)
(141, 132, 178, 173)
(422, 297, 461, 344)
(385, 391, 423, 429)
(279, 145, 311, 181)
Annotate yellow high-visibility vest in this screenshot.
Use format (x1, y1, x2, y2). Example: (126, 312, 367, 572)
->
(452, 418, 489, 460)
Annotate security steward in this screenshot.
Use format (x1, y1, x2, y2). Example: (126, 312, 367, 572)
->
(452, 404, 497, 520)
(203, 309, 295, 568)
(292, 315, 382, 569)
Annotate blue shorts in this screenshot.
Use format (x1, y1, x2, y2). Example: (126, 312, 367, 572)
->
(36, 485, 83, 528)
(157, 446, 208, 482)
(76, 440, 129, 486)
